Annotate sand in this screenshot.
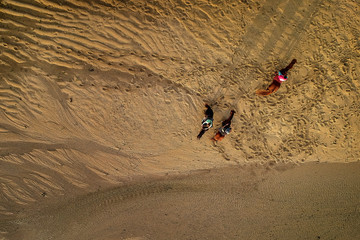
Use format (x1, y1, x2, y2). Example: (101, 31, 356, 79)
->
(3, 162, 360, 240)
(0, 0, 359, 239)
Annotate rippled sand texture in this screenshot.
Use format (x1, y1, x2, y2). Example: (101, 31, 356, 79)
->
(0, 0, 359, 234)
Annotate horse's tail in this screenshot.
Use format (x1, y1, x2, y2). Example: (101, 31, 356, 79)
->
(212, 132, 225, 142)
(197, 129, 206, 139)
(256, 89, 272, 96)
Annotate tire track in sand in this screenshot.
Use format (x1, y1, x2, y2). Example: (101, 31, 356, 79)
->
(208, 0, 324, 162)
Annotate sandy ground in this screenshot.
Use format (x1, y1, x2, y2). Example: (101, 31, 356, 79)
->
(0, 0, 359, 239)
(3, 162, 360, 240)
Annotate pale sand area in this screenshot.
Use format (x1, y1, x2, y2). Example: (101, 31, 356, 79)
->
(0, 0, 359, 239)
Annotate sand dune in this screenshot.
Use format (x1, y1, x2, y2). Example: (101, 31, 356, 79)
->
(0, 0, 359, 239)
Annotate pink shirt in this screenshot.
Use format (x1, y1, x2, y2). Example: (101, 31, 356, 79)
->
(274, 71, 287, 83)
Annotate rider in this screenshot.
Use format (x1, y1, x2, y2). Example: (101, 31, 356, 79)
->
(256, 59, 297, 96)
(197, 104, 214, 139)
(212, 110, 235, 142)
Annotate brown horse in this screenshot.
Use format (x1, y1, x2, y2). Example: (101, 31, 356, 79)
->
(197, 104, 214, 139)
(256, 59, 297, 96)
(212, 110, 235, 142)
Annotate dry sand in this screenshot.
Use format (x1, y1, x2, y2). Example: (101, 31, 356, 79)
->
(4, 162, 360, 240)
(0, 0, 359, 239)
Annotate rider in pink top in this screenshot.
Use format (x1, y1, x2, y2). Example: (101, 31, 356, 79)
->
(274, 71, 288, 83)
(256, 59, 296, 96)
